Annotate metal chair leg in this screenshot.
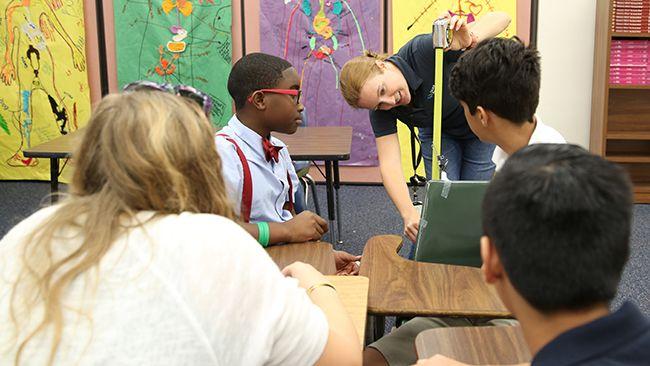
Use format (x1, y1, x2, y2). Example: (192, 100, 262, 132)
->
(300, 177, 309, 203)
(367, 315, 386, 343)
(304, 174, 321, 216)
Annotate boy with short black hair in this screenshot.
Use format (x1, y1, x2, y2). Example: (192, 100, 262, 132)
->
(448, 37, 565, 171)
(417, 144, 650, 366)
(217, 52, 359, 274)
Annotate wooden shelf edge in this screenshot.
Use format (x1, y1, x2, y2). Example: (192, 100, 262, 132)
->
(633, 184, 650, 203)
(606, 156, 650, 163)
(611, 32, 650, 38)
(607, 132, 650, 140)
(635, 184, 650, 191)
(609, 84, 650, 90)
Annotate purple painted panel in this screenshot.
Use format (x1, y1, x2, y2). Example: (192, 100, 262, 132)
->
(260, 0, 380, 166)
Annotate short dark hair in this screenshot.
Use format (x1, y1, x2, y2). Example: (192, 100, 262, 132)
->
(227, 53, 293, 110)
(482, 144, 633, 313)
(449, 37, 540, 124)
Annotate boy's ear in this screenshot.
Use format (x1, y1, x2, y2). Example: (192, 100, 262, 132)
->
(475, 106, 490, 128)
(374, 59, 386, 70)
(249, 91, 267, 111)
(481, 235, 504, 284)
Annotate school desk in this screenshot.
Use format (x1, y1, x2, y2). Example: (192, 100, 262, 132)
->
(359, 235, 511, 341)
(23, 129, 83, 204)
(274, 126, 353, 246)
(327, 275, 369, 347)
(266, 244, 368, 346)
(415, 325, 531, 364)
(266, 241, 337, 275)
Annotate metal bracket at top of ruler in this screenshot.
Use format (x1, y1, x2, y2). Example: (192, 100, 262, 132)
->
(432, 18, 451, 49)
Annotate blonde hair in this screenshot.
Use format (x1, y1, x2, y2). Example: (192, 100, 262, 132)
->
(340, 50, 389, 108)
(9, 91, 235, 365)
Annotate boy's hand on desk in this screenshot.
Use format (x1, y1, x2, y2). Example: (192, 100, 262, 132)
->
(285, 211, 329, 242)
(334, 251, 361, 275)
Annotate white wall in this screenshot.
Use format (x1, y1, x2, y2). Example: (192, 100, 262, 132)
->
(536, 0, 597, 148)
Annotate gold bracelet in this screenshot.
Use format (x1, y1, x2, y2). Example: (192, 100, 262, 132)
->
(306, 282, 336, 296)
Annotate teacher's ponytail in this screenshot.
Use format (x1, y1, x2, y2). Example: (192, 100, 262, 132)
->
(363, 49, 389, 60)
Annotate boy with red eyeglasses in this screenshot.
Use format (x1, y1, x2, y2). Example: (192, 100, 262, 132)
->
(216, 52, 360, 275)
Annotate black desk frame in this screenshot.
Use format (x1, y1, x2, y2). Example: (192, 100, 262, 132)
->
(289, 151, 348, 245)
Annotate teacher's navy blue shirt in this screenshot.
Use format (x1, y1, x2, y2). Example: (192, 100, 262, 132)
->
(369, 33, 472, 139)
(533, 302, 650, 365)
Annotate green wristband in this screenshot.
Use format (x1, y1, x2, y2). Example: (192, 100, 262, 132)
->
(257, 222, 270, 247)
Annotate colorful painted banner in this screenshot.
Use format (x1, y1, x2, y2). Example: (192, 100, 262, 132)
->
(260, 0, 381, 166)
(393, 0, 517, 179)
(113, 0, 233, 128)
(0, 0, 91, 180)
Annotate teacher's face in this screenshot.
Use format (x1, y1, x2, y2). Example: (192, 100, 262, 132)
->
(357, 61, 411, 111)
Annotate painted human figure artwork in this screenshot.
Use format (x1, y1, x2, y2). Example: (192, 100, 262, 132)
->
(260, 0, 381, 166)
(0, 0, 90, 179)
(113, 0, 232, 128)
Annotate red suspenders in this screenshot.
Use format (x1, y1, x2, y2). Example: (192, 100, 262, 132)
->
(285, 173, 295, 213)
(216, 134, 253, 222)
(216, 134, 294, 222)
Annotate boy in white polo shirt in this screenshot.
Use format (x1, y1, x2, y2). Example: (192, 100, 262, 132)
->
(449, 37, 565, 172)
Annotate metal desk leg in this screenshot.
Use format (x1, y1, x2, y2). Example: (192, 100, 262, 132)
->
(50, 158, 60, 204)
(324, 160, 337, 244)
(367, 314, 386, 343)
(333, 161, 343, 244)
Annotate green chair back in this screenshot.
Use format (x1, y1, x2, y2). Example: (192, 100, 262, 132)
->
(414, 180, 489, 268)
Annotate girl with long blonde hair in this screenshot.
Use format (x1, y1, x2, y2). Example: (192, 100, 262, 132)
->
(0, 90, 360, 365)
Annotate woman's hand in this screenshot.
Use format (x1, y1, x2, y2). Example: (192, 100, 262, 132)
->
(282, 261, 329, 290)
(414, 355, 529, 366)
(440, 12, 473, 51)
(437, 11, 512, 52)
(413, 354, 469, 366)
(403, 207, 421, 242)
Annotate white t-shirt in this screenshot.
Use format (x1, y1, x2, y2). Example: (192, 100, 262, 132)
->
(0, 206, 328, 365)
(492, 117, 566, 171)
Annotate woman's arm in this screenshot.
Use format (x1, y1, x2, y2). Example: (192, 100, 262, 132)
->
(283, 262, 361, 366)
(376, 133, 421, 242)
(467, 11, 512, 41)
(445, 11, 512, 50)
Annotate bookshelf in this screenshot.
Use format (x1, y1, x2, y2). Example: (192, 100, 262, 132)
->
(591, 0, 650, 203)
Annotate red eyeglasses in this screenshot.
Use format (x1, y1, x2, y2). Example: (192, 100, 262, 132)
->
(247, 89, 302, 104)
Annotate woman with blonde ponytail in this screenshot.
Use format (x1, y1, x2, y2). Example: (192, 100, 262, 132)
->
(0, 90, 360, 365)
(340, 12, 511, 244)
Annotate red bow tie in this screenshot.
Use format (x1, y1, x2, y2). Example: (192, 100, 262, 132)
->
(262, 138, 283, 163)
